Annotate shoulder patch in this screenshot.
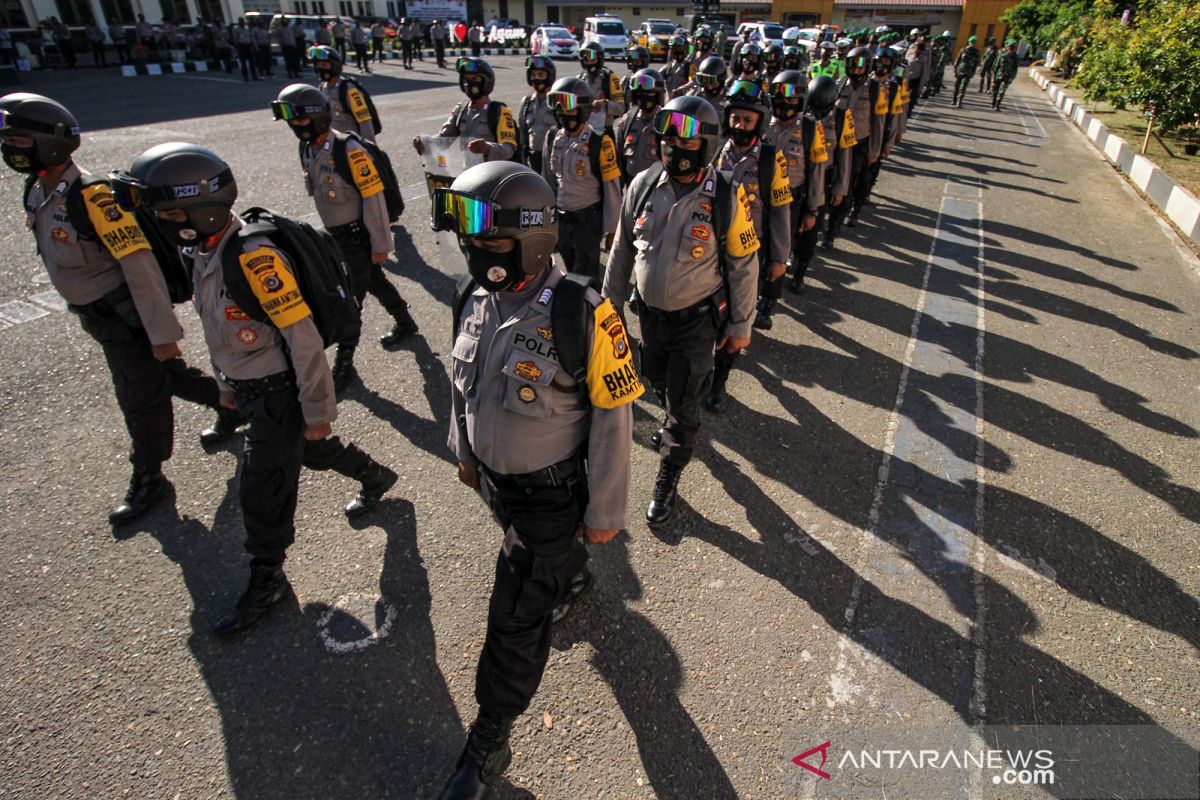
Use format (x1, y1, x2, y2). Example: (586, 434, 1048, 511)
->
(496, 106, 518, 147)
(346, 145, 385, 198)
(770, 150, 792, 207)
(586, 298, 643, 409)
(599, 134, 621, 183)
(810, 123, 830, 164)
(347, 86, 372, 123)
(726, 183, 760, 258)
(238, 245, 312, 328)
(608, 71, 625, 103)
(80, 183, 151, 260)
(840, 108, 859, 149)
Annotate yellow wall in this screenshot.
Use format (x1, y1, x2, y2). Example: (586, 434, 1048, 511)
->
(775, 0, 836, 26)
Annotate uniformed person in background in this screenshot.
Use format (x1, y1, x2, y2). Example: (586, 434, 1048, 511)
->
(832, 46, 877, 230)
(782, 44, 805, 73)
(686, 26, 715, 77)
(112, 144, 399, 637)
(576, 43, 625, 129)
(927, 31, 952, 96)
(809, 41, 843, 79)
(761, 42, 784, 82)
(621, 45, 651, 108)
(613, 67, 665, 186)
(413, 57, 518, 161)
(677, 55, 728, 111)
(702, 79, 791, 412)
(857, 46, 905, 219)
(662, 35, 691, 96)
(729, 42, 766, 91)
(273, 85, 419, 391)
(438, 161, 637, 799)
(979, 37, 998, 93)
(791, 77, 847, 291)
(1, 92, 238, 525)
(603, 96, 761, 525)
(811, 75, 854, 252)
(952, 35, 981, 107)
(540, 77, 622, 281)
(516, 55, 556, 174)
(991, 40, 1019, 110)
(310, 44, 379, 144)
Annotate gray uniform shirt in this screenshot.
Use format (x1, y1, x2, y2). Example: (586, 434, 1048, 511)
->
(716, 140, 791, 265)
(662, 58, 689, 95)
(233, 25, 251, 44)
(868, 78, 904, 158)
(315, 26, 331, 44)
(578, 69, 623, 128)
(301, 134, 392, 253)
(613, 107, 659, 181)
(439, 99, 517, 161)
(26, 163, 182, 346)
(542, 125, 621, 235)
(275, 23, 295, 45)
(321, 77, 376, 143)
(838, 78, 873, 149)
(820, 112, 853, 198)
(604, 165, 761, 340)
(518, 91, 555, 162)
(251, 26, 268, 46)
(449, 267, 633, 531)
(764, 115, 825, 210)
(190, 217, 336, 425)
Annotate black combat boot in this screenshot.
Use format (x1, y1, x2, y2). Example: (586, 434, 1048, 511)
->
(199, 406, 245, 447)
(846, 207, 860, 227)
(551, 567, 595, 625)
(701, 357, 733, 414)
(820, 233, 834, 250)
(108, 467, 169, 524)
(379, 304, 420, 348)
(213, 563, 292, 638)
(345, 461, 398, 518)
(753, 297, 775, 331)
(789, 264, 808, 294)
(332, 346, 358, 391)
(645, 461, 684, 526)
(438, 715, 514, 800)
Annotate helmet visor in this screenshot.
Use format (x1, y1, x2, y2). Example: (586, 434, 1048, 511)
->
(728, 79, 765, 100)
(740, 44, 762, 57)
(548, 91, 583, 111)
(580, 49, 600, 64)
(847, 54, 869, 70)
(109, 172, 149, 212)
(308, 45, 338, 61)
(109, 168, 237, 211)
(772, 82, 801, 99)
(270, 100, 324, 121)
(525, 55, 553, 71)
(652, 109, 718, 139)
(0, 109, 78, 136)
(456, 56, 484, 73)
(629, 74, 658, 92)
(431, 188, 551, 236)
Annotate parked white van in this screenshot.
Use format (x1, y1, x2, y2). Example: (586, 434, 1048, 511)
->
(582, 14, 628, 59)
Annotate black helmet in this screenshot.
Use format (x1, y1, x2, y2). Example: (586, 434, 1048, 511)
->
(873, 45, 894, 73)
(805, 75, 839, 117)
(762, 42, 783, 71)
(110, 143, 238, 246)
(580, 42, 604, 71)
(694, 25, 714, 51)
(525, 54, 556, 91)
(272, 83, 331, 141)
(0, 92, 80, 173)
(724, 78, 769, 142)
(629, 67, 665, 110)
(308, 44, 343, 80)
(771, 69, 806, 121)
(668, 34, 688, 57)
(432, 162, 557, 292)
(625, 45, 650, 71)
(457, 56, 495, 97)
(548, 76, 592, 132)
(846, 45, 872, 77)
(696, 55, 727, 91)
(782, 45, 804, 70)
(653, 94, 721, 169)
(738, 42, 762, 72)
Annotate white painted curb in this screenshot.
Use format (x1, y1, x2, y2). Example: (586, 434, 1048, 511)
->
(1028, 66, 1200, 246)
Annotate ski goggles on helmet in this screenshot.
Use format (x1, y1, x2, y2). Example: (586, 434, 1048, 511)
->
(651, 109, 719, 139)
(772, 82, 802, 99)
(525, 55, 554, 72)
(270, 99, 326, 121)
(739, 44, 762, 57)
(0, 109, 79, 136)
(548, 91, 584, 111)
(629, 74, 659, 92)
(308, 45, 339, 62)
(109, 168, 236, 212)
(580, 49, 600, 63)
(846, 53, 870, 70)
(431, 188, 554, 236)
(456, 56, 486, 73)
(728, 79, 765, 100)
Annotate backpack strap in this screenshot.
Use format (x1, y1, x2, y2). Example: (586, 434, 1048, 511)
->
(713, 169, 734, 275)
(630, 161, 665, 222)
(756, 142, 774, 255)
(486, 100, 507, 142)
(452, 272, 477, 339)
(330, 131, 355, 186)
(551, 272, 596, 385)
(65, 173, 107, 241)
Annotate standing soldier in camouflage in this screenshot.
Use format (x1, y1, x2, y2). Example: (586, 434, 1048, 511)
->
(113, 144, 399, 636)
(702, 79, 791, 411)
(979, 37, 998, 93)
(2, 92, 238, 524)
(927, 31, 952, 96)
(677, 55, 728, 111)
(540, 77, 622, 281)
(272, 84, 419, 389)
(952, 35, 981, 106)
(517, 55, 556, 174)
(613, 68, 666, 186)
(438, 161, 637, 799)
(603, 96, 761, 525)
(310, 45, 379, 144)
(991, 40, 1019, 110)
(662, 35, 691, 96)
(413, 57, 518, 161)
(577, 43, 625, 129)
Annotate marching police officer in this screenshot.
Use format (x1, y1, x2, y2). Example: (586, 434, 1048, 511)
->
(310, 44, 379, 144)
(577, 43, 625, 129)
(272, 84, 419, 390)
(613, 67, 666, 185)
(541, 77, 622, 281)
(678, 55, 729, 112)
(1, 92, 237, 524)
(438, 161, 638, 798)
(413, 57, 518, 161)
(516, 55, 556, 174)
(603, 96, 761, 525)
(112, 143, 399, 636)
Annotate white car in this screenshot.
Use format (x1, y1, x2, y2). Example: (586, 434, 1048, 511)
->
(531, 25, 580, 59)
(582, 14, 628, 59)
(735, 21, 786, 50)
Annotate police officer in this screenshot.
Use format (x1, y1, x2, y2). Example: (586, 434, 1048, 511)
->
(730, 42, 765, 88)
(788, 76, 848, 291)
(809, 41, 843, 79)
(603, 96, 761, 525)
(952, 35, 981, 107)
(686, 26, 715, 77)
(662, 35, 690, 96)
(112, 144, 399, 636)
(761, 42, 784, 82)
(813, 75, 854, 252)
(273, 84, 419, 389)
(438, 161, 637, 799)
(413, 57, 518, 161)
(782, 44, 805, 72)
(1, 92, 237, 524)
(702, 79, 791, 411)
(516, 55, 556, 174)
(539, 77, 621, 281)
(622, 44, 650, 107)
(577, 43, 625, 129)
(613, 67, 665, 185)
(857, 46, 906, 216)
(991, 40, 1019, 110)
(311, 44, 378, 144)
(832, 46, 877, 229)
(677, 55, 727, 111)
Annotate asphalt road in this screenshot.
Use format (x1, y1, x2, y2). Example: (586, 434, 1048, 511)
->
(0, 59, 1197, 800)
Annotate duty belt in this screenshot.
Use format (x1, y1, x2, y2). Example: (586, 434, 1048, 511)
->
(68, 282, 133, 320)
(220, 370, 296, 400)
(561, 202, 601, 222)
(481, 453, 585, 491)
(328, 219, 368, 240)
(639, 296, 714, 324)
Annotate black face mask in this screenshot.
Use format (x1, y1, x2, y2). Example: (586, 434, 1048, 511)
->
(2, 143, 43, 174)
(289, 121, 319, 141)
(849, 70, 867, 84)
(661, 142, 702, 180)
(316, 66, 337, 81)
(583, 61, 600, 74)
(698, 41, 711, 53)
(775, 101, 800, 121)
(634, 93, 657, 113)
(555, 110, 583, 132)
(466, 243, 523, 292)
(461, 78, 485, 98)
(728, 127, 757, 148)
(530, 78, 550, 93)
(156, 217, 203, 249)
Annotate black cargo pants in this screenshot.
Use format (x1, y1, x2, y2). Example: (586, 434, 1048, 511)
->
(475, 461, 589, 719)
(332, 225, 409, 348)
(557, 203, 603, 282)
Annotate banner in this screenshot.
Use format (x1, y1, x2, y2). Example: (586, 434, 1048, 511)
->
(406, 0, 466, 24)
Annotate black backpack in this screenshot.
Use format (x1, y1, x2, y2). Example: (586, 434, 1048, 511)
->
(452, 271, 595, 388)
(219, 207, 361, 348)
(24, 174, 193, 304)
(326, 131, 405, 223)
(338, 76, 382, 134)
